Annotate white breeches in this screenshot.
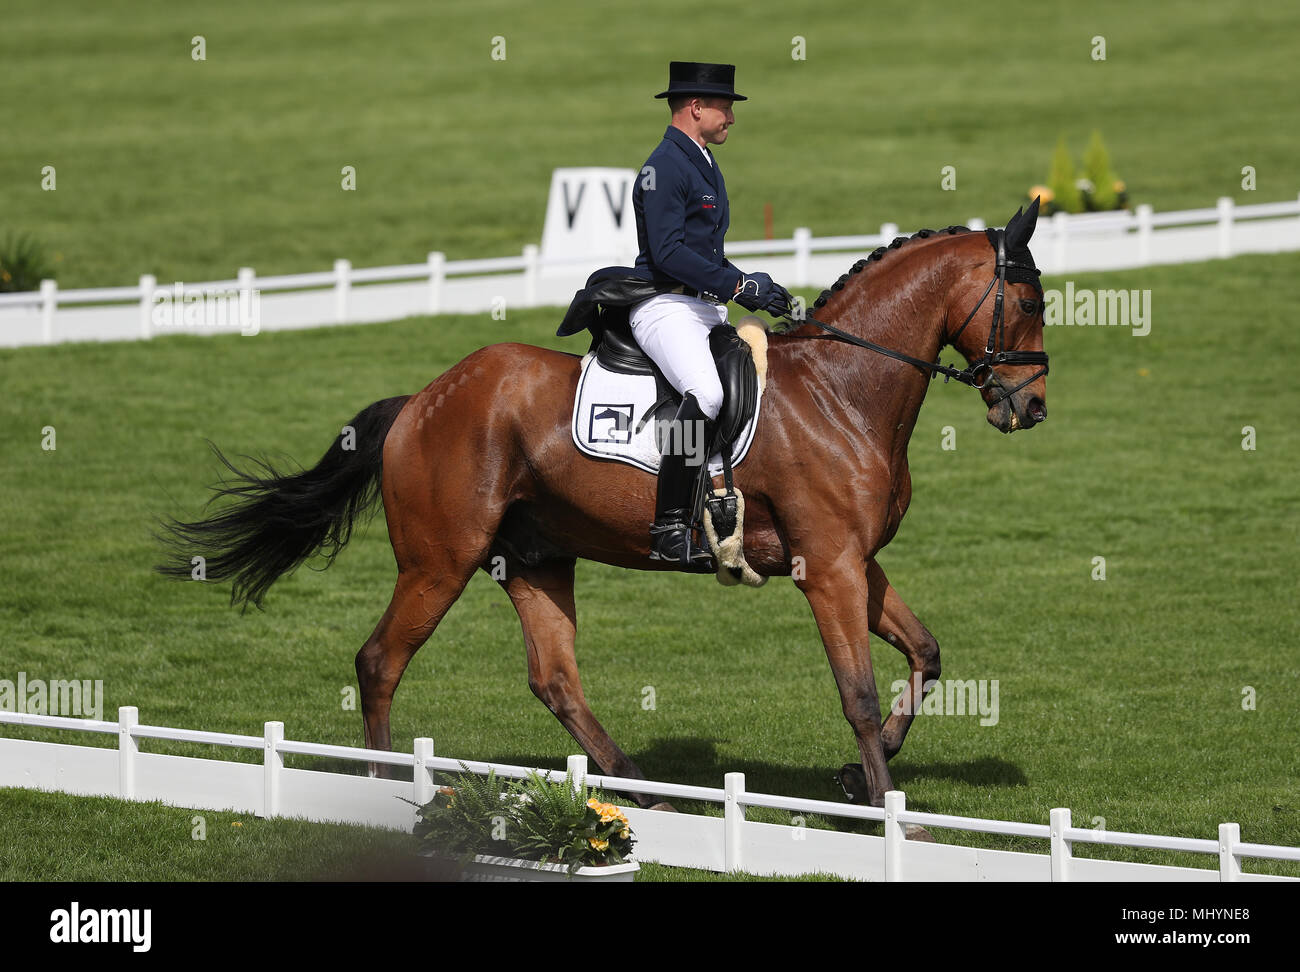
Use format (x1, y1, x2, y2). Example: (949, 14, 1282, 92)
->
(628, 293, 729, 421)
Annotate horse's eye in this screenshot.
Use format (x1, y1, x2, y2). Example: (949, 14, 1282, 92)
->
(1019, 299, 1041, 315)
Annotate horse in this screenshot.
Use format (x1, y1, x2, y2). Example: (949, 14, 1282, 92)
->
(158, 200, 1049, 818)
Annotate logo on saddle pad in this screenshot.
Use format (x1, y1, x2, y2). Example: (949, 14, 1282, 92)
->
(588, 404, 635, 444)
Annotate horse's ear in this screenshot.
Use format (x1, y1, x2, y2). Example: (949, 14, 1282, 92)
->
(1023, 195, 1041, 238)
(1006, 199, 1039, 251)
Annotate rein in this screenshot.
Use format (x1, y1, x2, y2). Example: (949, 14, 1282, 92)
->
(778, 229, 1050, 405)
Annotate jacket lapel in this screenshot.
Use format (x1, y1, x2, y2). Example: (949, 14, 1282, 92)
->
(664, 126, 719, 190)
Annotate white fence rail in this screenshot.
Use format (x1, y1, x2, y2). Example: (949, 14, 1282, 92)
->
(2, 195, 1298, 349)
(2, 707, 1297, 882)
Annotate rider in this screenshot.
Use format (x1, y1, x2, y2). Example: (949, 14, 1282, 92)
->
(632, 61, 792, 567)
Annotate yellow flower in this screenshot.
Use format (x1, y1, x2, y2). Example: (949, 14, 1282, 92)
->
(587, 798, 600, 809)
(619, 828, 630, 839)
(589, 838, 609, 851)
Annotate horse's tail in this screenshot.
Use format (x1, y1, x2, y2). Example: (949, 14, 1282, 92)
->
(155, 395, 412, 610)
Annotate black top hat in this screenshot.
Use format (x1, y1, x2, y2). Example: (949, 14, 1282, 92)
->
(655, 61, 747, 101)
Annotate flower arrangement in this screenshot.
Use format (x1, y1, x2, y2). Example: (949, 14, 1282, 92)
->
(0, 231, 55, 293)
(1030, 131, 1129, 215)
(412, 766, 635, 874)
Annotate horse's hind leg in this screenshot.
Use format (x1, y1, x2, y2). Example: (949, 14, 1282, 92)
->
(355, 379, 519, 776)
(498, 557, 670, 811)
(867, 559, 941, 762)
(355, 562, 477, 776)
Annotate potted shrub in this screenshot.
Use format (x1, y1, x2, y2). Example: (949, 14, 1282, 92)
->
(412, 767, 638, 882)
(1029, 132, 1130, 215)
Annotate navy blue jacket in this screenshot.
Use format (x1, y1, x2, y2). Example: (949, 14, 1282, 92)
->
(632, 126, 743, 303)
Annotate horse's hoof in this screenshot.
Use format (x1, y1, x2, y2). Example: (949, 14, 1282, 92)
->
(905, 824, 936, 842)
(647, 802, 678, 813)
(835, 763, 868, 803)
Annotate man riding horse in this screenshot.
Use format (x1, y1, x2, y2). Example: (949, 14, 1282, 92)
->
(160, 60, 1052, 817)
(630, 61, 794, 567)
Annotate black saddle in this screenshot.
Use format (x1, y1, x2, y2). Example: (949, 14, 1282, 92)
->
(561, 267, 760, 457)
(595, 317, 758, 459)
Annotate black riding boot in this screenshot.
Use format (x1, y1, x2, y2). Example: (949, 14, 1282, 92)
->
(649, 393, 715, 569)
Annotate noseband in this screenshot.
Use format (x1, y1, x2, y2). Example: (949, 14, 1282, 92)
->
(780, 228, 1050, 406)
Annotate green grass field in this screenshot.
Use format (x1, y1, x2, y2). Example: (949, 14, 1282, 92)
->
(2, 0, 1298, 883)
(2, 0, 1299, 288)
(2, 252, 1298, 880)
(0, 789, 844, 882)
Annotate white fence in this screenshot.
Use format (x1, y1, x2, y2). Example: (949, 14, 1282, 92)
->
(2, 707, 1297, 882)
(2, 195, 1298, 349)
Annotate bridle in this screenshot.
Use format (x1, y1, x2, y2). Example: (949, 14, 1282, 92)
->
(778, 228, 1050, 406)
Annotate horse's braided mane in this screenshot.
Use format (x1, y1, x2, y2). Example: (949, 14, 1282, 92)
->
(811, 225, 973, 310)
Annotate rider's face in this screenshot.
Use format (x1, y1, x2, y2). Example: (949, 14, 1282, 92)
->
(697, 98, 735, 144)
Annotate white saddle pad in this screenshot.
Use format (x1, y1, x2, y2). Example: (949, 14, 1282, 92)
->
(571, 352, 762, 476)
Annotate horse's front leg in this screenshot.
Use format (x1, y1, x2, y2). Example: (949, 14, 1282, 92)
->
(866, 559, 941, 761)
(797, 553, 894, 808)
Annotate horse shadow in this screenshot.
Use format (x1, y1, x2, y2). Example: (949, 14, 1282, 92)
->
(485, 737, 1027, 835)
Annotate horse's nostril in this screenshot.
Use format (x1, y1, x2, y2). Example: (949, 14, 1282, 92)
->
(1028, 398, 1047, 422)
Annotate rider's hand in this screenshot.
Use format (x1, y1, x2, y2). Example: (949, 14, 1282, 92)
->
(734, 273, 792, 317)
(765, 283, 793, 317)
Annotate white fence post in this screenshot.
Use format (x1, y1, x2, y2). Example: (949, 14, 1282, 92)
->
(968, 217, 986, 231)
(1136, 204, 1154, 265)
(1051, 211, 1069, 271)
(566, 754, 587, 794)
(724, 772, 745, 873)
(1219, 823, 1242, 882)
(884, 789, 906, 881)
(237, 267, 256, 330)
(793, 227, 812, 288)
(118, 705, 138, 800)
(39, 279, 57, 345)
(522, 244, 539, 307)
(139, 274, 156, 339)
(1217, 196, 1234, 258)
(427, 251, 445, 315)
(412, 737, 435, 807)
(262, 721, 283, 819)
(879, 222, 899, 243)
(333, 259, 351, 323)
(1050, 808, 1073, 881)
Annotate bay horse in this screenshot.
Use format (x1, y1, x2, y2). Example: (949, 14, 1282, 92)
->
(158, 200, 1049, 815)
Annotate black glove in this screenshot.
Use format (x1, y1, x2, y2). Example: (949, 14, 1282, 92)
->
(734, 273, 792, 317)
(765, 283, 794, 317)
